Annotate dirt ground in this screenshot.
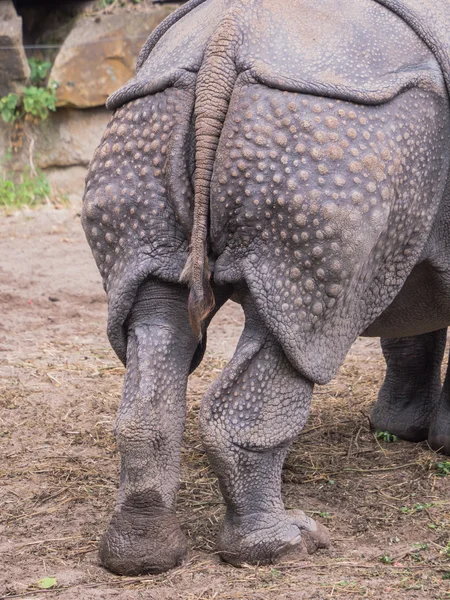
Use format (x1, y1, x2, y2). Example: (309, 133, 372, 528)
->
(1, 206, 450, 600)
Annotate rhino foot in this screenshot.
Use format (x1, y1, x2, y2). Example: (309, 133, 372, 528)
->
(371, 332, 447, 444)
(370, 392, 431, 443)
(218, 510, 329, 567)
(428, 401, 450, 455)
(99, 508, 188, 576)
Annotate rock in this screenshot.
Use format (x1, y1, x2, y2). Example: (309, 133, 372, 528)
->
(0, 0, 30, 96)
(0, 106, 110, 169)
(0, 106, 110, 204)
(49, 5, 177, 108)
(32, 106, 110, 169)
(45, 165, 89, 204)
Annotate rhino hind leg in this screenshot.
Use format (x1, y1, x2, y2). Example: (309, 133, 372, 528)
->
(99, 278, 198, 575)
(200, 289, 329, 566)
(371, 329, 447, 445)
(428, 340, 450, 455)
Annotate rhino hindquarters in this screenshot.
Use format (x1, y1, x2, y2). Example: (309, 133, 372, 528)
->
(82, 87, 196, 364)
(211, 82, 449, 385)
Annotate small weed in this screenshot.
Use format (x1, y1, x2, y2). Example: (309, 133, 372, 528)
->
(413, 542, 429, 551)
(414, 503, 433, 511)
(0, 83, 57, 124)
(310, 510, 333, 519)
(28, 58, 52, 86)
(36, 577, 57, 589)
(23, 85, 57, 121)
(380, 554, 393, 564)
(0, 94, 19, 123)
(269, 568, 282, 579)
(443, 541, 450, 559)
(376, 431, 399, 443)
(0, 170, 51, 211)
(401, 503, 433, 515)
(411, 542, 429, 561)
(436, 461, 450, 477)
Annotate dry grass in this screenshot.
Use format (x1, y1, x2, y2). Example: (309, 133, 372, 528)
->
(1, 206, 449, 598)
(2, 339, 450, 600)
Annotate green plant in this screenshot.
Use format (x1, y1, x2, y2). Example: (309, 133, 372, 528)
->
(36, 577, 57, 590)
(0, 170, 51, 211)
(28, 58, 52, 86)
(376, 431, 399, 443)
(0, 83, 57, 125)
(380, 554, 393, 564)
(23, 85, 57, 120)
(401, 502, 433, 515)
(0, 93, 19, 123)
(413, 542, 428, 550)
(436, 461, 450, 476)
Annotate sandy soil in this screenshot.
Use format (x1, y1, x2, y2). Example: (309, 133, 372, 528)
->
(1, 207, 450, 600)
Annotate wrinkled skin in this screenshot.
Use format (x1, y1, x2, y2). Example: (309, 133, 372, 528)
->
(82, 0, 450, 576)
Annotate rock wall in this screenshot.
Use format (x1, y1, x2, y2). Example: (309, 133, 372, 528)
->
(0, 1, 180, 204)
(50, 5, 175, 108)
(0, 107, 111, 201)
(0, 0, 29, 96)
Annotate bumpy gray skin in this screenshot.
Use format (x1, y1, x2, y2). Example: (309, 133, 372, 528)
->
(82, 0, 450, 576)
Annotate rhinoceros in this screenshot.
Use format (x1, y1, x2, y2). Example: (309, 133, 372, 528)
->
(82, 0, 450, 575)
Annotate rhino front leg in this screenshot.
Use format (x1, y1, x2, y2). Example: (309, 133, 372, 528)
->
(371, 330, 446, 443)
(99, 278, 199, 575)
(200, 291, 329, 566)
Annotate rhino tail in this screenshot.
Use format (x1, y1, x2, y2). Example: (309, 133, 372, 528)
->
(181, 19, 241, 339)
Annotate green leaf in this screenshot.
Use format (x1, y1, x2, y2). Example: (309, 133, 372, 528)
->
(0, 169, 51, 211)
(0, 93, 19, 122)
(376, 430, 398, 443)
(28, 57, 52, 86)
(37, 577, 57, 589)
(1, 108, 13, 122)
(380, 554, 393, 564)
(436, 460, 450, 476)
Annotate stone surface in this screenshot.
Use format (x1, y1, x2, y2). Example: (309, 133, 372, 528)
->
(0, 106, 110, 202)
(0, 106, 110, 169)
(45, 165, 89, 203)
(32, 106, 111, 168)
(0, 0, 30, 96)
(49, 5, 177, 108)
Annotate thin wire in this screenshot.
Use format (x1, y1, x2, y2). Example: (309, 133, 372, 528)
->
(0, 33, 151, 51)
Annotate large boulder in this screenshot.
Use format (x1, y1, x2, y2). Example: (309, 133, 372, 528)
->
(45, 165, 90, 203)
(32, 106, 111, 169)
(0, 106, 110, 202)
(0, 0, 30, 96)
(49, 5, 178, 108)
(0, 106, 110, 169)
